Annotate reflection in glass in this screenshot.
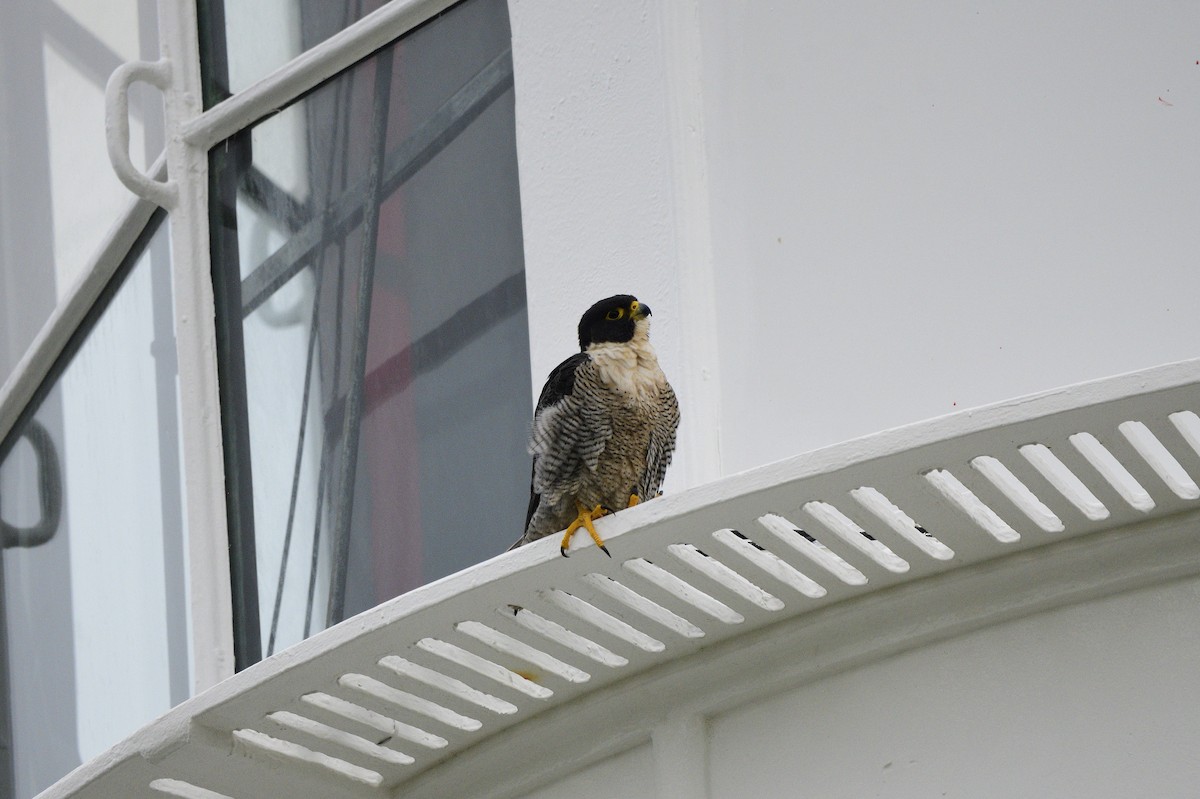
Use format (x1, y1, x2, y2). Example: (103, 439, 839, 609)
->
(0, 213, 189, 799)
(209, 0, 530, 666)
(200, 0, 395, 102)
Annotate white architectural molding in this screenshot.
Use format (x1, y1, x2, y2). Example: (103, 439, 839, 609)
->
(33, 358, 1200, 799)
(661, 0, 723, 488)
(155, 0, 234, 692)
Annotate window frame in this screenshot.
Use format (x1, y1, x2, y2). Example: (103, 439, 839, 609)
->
(0, 0, 469, 695)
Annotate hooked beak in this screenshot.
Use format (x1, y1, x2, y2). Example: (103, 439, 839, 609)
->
(633, 301, 651, 320)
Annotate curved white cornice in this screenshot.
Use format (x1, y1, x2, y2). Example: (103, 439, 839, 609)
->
(39, 358, 1200, 799)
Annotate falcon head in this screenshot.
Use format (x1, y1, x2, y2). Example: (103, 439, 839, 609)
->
(577, 294, 652, 350)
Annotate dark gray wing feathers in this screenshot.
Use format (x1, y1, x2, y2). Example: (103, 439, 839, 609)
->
(525, 354, 614, 535)
(536, 352, 587, 413)
(635, 383, 680, 500)
(529, 356, 613, 495)
(524, 355, 587, 534)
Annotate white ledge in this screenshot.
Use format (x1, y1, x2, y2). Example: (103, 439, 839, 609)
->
(37, 358, 1200, 799)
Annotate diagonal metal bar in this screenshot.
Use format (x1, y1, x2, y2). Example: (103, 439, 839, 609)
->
(303, 67, 358, 639)
(181, 0, 457, 148)
(322, 271, 527, 436)
(326, 47, 395, 627)
(304, 261, 345, 639)
(0, 160, 166, 459)
(266, 264, 323, 656)
(240, 165, 312, 234)
(265, 0, 362, 648)
(239, 47, 514, 318)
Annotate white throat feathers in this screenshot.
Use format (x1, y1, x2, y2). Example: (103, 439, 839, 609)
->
(586, 318, 666, 401)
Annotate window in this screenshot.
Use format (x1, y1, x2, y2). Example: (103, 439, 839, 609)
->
(203, 0, 414, 100)
(204, 0, 530, 664)
(0, 214, 188, 799)
(0, 0, 530, 794)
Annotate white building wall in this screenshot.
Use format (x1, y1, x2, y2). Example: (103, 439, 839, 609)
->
(708, 575, 1200, 797)
(504, 576, 1200, 799)
(505, 5, 1200, 797)
(700, 1, 1200, 474)
(513, 0, 1200, 484)
(510, 0, 723, 492)
(522, 744, 656, 799)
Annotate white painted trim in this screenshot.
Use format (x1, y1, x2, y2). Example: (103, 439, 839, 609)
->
(661, 0, 723, 487)
(0, 156, 165, 449)
(405, 513, 1200, 799)
(32, 358, 1200, 799)
(157, 0, 235, 692)
(179, 0, 457, 151)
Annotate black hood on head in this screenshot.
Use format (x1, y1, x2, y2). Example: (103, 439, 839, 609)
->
(577, 294, 649, 350)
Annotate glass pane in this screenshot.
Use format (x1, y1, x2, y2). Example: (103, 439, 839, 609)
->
(0, 214, 190, 799)
(0, 0, 163, 387)
(208, 0, 529, 665)
(200, 0, 396, 102)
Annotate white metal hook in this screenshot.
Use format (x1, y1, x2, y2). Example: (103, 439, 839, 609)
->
(105, 58, 178, 209)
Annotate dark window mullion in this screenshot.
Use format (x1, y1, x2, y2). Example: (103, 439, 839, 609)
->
(208, 131, 263, 670)
(195, 0, 233, 110)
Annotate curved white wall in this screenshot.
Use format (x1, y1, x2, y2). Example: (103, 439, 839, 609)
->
(707, 575, 1200, 797)
(701, 1, 1200, 474)
(508, 575, 1200, 799)
(512, 0, 1200, 483)
(505, 9, 1200, 791)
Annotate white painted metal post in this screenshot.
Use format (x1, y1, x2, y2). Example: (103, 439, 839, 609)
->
(661, 0, 724, 488)
(156, 0, 237, 691)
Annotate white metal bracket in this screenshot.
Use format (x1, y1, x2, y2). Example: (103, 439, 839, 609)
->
(105, 58, 178, 209)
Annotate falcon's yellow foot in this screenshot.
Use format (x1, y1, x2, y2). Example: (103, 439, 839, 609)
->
(627, 494, 641, 508)
(560, 503, 611, 558)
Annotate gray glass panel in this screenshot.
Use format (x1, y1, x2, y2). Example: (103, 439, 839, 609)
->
(0, 215, 189, 799)
(209, 0, 530, 663)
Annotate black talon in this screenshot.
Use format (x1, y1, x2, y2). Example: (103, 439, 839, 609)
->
(600, 545, 611, 558)
(560, 546, 569, 558)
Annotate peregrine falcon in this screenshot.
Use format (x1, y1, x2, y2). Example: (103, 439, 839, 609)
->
(512, 295, 680, 556)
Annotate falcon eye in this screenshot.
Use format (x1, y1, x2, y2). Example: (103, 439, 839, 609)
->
(605, 308, 625, 321)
